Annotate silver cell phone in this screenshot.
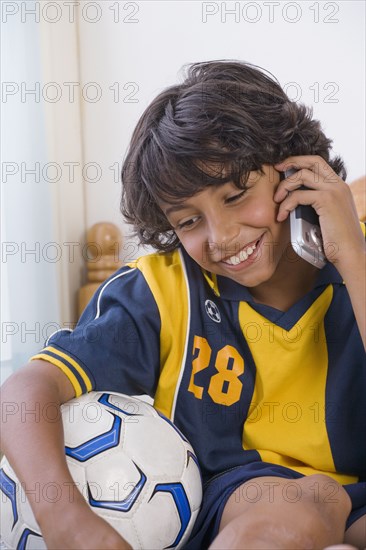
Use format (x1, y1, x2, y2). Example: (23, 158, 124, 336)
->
(284, 168, 327, 269)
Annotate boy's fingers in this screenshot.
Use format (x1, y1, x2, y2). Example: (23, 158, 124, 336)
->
(276, 189, 319, 221)
(275, 155, 336, 180)
(274, 169, 324, 202)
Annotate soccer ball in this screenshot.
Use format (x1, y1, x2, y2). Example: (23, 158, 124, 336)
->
(0, 392, 202, 549)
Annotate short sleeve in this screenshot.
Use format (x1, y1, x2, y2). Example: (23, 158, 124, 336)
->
(30, 266, 161, 398)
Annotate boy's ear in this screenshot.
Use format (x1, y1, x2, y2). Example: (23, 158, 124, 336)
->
(260, 164, 281, 185)
(268, 165, 284, 186)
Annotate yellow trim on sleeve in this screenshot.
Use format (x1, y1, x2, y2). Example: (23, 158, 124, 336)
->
(46, 346, 92, 392)
(31, 353, 83, 397)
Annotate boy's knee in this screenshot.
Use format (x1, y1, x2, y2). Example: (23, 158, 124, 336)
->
(213, 513, 319, 550)
(214, 475, 352, 549)
(299, 474, 351, 513)
(297, 474, 352, 542)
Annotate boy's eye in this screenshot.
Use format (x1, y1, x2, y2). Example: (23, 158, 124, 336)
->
(176, 216, 200, 230)
(225, 190, 246, 203)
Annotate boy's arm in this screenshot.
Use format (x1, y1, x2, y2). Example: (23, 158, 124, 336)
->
(275, 156, 366, 350)
(0, 360, 131, 549)
(337, 248, 366, 349)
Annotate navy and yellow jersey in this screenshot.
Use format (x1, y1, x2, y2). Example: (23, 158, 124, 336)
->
(31, 246, 366, 485)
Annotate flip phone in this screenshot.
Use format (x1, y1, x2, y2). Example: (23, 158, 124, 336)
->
(284, 168, 327, 269)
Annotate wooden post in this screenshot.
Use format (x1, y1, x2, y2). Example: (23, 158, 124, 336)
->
(78, 222, 123, 317)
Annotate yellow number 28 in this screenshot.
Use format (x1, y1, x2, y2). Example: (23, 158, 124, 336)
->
(188, 335, 244, 406)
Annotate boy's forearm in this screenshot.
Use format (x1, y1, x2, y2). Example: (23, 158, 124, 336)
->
(0, 361, 83, 522)
(338, 252, 366, 350)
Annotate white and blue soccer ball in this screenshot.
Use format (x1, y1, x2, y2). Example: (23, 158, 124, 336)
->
(0, 392, 202, 549)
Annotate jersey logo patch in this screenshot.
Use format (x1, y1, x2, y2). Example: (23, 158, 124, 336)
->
(205, 300, 221, 323)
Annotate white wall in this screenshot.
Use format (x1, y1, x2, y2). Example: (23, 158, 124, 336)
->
(77, 0, 365, 261)
(1, 3, 85, 379)
(1, 11, 61, 378)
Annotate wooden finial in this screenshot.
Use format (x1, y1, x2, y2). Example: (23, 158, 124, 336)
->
(78, 222, 123, 316)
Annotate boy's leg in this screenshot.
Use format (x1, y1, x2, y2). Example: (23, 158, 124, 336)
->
(209, 474, 352, 549)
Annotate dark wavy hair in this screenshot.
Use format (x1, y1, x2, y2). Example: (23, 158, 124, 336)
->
(121, 60, 346, 251)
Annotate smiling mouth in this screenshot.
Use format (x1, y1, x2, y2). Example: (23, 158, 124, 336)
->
(221, 236, 262, 266)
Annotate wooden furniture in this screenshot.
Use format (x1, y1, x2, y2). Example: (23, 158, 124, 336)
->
(350, 176, 366, 222)
(78, 222, 123, 316)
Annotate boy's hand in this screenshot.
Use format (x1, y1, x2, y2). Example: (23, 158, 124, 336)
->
(38, 498, 132, 550)
(273, 155, 365, 274)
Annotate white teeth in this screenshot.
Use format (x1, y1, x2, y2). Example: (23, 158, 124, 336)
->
(224, 242, 257, 265)
(239, 249, 248, 262)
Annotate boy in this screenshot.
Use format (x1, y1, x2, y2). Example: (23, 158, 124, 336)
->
(1, 60, 365, 549)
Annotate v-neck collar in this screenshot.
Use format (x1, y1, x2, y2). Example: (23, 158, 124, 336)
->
(201, 260, 342, 301)
(199, 260, 343, 330)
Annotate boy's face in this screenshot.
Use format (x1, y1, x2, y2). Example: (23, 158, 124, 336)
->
(161, 164, 292, 289)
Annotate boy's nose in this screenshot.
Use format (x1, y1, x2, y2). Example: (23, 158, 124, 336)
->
(206, 216, 241, 256)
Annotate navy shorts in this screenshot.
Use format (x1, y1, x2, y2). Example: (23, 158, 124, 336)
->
(184, 462, 366, 549)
